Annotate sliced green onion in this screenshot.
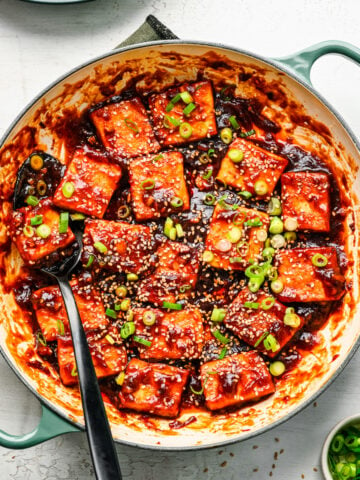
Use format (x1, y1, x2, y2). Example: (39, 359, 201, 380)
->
(262, 247, 275, 260)
(175, 223, 184, 238)
(170, 93, 181, 104)
(143, 311, 156, 326)
(244, 217, 263, 228)
(199, 153, 210, 164)
(164, 115, 181, 128)
(227, 226, 242, 244)
(284, 312, 301, 328)
(220, 127, 233, 144)
(120, 299, 131, 311)
(203, 250, 214, 263)
(165, 102, 175, 112)
(204, 193, 216, 206)
(271, 279, 284, 294)
(236, 241, 249, 256)
(71, 366, 78, 377)
(94, 241, 108, 254)
(133, 335, 152, 347)
(266, 266, 278, 281)
(284, 217, 298, 232)
(211, 308, 226, 322)
(85, 254, 94, 268)
(212, 329, 230, 345)
(124, 118, 139, 133)
(37, 180, 47, 196)
(120, 321, 135, 339)
(36, 224, 51, 239)
(164, 217, 174, 238)
(152, 154, 164, 163)
(256, 229, 268, 242)
(228, 148, 244, 163)
(30, 154, 44, 171)
(179, 285, 191, 293)
(127, 273, 139, 282)
(254, 180, 269, 196)
(106, 308, 117, 319)
(261, 297, 275, 310)
(25, 195, 39, 207)
(248, 277, 264, 293)
(162, 301, 182, 310)
(270, 234, 286, 249)
(23, 225, 34, 237)
(140, 179, 155, 190)
(269, 216, 284, 234)
(168, 227, 177, 241)
(105, 334, 115, 345)
(268, 197, 282, 216)
(70, 213, 86, 221)
(183, 102, 196, 116)
(263, 333, 280, 352)
(126, 310, 134, 322)
(179, 122, 192, 139)
(331, 434, 345, 453)
(115, 286, 127, 298)
(239, 129, 256, 138)
(229, 257, 244, 263)
(254, 331, 269, 348)
(238, 190, 252, 199)
(284, 231, 297, 243)
(57, 319, 65, 336)
(115, 304, 122, 311)
(269, 361, 285, 376)
(115, 371, 126, 386)
(207, 148, 215, 157)
(180, 91, 193, 104)
(170, 197, 184, 208)
(312, 253, 328, 267)
(117, 205, 131, 219)
(62, 182, 75, 199)
(245, 264, 264, 278)
(58, 212, 69, 234)
(218, 347, 227, 360)
(202, 168, 213, 180)
(244, 301, 259, 309)
(229, 115, 240, 129)
(36, 331, 47, 347)
(233, 211, 246, 226)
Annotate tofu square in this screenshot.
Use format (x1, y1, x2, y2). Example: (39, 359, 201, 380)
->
(224, 288, 304, 357)
(58, 332, 127, 386)
(118, 358, 189, 417)
(32, 281, 109, 342)
(132, 307, 204, 360)
(148, 81, 217, 146)
(90, 97, 160, 158)
(216, 138, 288, 196)
(137, 241, 200, 305)
(201, 351, 275, 411)
(9, 198, 75, 265)
(53, 148, 122, 218)
(275, 247, 345, 302)
(281, 171, 330, 232)
(204, 204, 269, 270)
(128, 151, 190, 221)
(84, 219, 156, 275)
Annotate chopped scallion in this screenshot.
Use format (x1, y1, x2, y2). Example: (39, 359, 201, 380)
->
(162, 301, 182, 310)
(133, 335, 152, 347)
(124, 118, 139, 133)
(58, 212, 69, 234)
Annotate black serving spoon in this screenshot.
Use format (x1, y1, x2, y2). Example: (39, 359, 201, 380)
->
(13, 153, 122, 480)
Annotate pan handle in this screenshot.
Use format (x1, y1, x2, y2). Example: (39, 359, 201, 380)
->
(274, 40, 360, 85)
(0, 403, 79, 449)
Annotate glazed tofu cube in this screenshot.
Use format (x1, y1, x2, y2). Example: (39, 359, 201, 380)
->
(148, 81, 217, 146)
(9, 198, 75, 265)
(201, 351, 275, 411)
(132, 308, 204, 360)
(128, 151, 190, 221)
(90, 97, 160, 158)
(32, 281, 109, 342)
(204, 204, 269, 270)
(53, 148, 122, 218)
(137, 242, 200, 305)
(216, 138, 288, 196)
(275, 247, 345, 302)
(84, 219, 156, 275)
(118, 358, 189, 417)
(224, 288, 304, 357)
(58, 332, 127, 386)
(281, 171, 330, 232)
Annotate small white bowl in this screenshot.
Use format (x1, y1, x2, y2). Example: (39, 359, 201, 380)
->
(322, 414, 360, 479)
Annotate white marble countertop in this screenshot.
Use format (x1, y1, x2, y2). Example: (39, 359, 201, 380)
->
(0, 0, 360, 478)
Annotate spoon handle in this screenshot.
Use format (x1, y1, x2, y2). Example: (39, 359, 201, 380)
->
(57, 277, 122, 480)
